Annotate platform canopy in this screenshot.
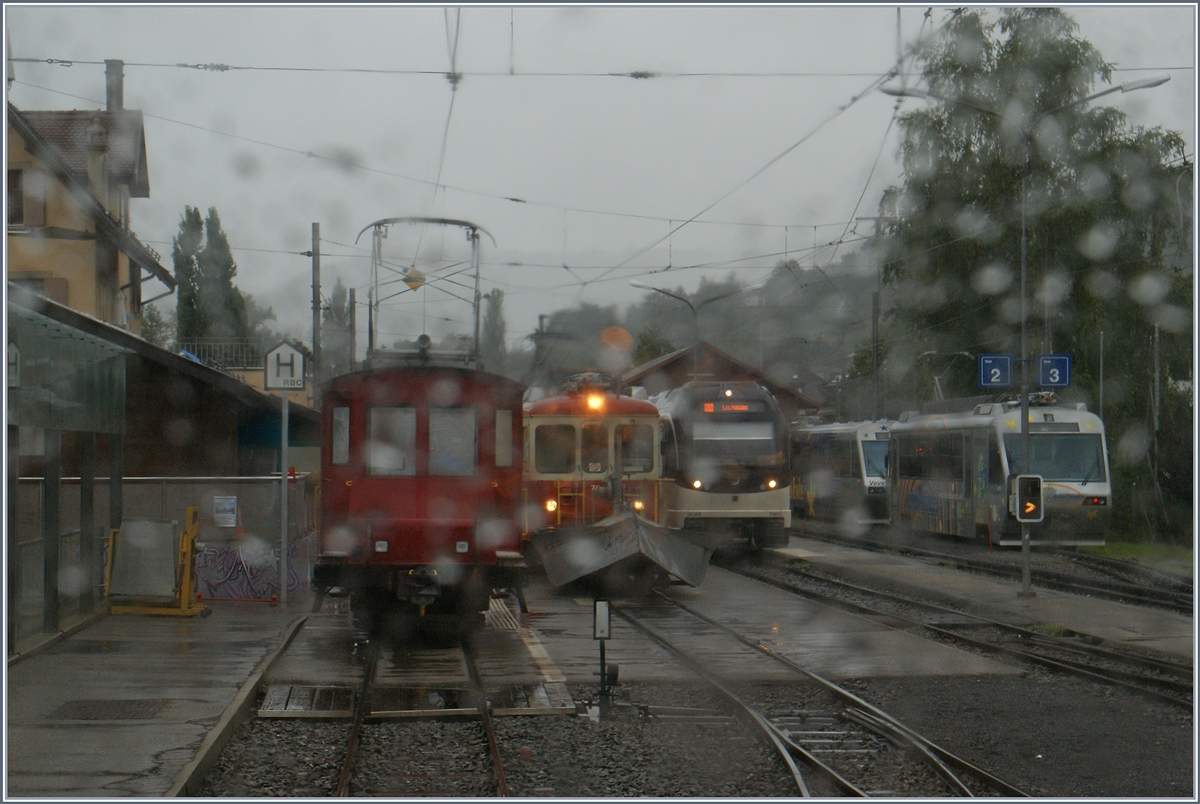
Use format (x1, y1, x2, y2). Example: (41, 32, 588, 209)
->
(7, 300, 128, 434)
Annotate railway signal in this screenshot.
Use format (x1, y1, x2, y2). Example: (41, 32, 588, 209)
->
(1011, 474, 1044, 523)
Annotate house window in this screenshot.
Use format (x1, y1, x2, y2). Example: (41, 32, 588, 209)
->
(7, 169, 45, 228)
(8, 170, 23, 225)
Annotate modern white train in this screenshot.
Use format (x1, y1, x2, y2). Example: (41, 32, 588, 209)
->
(888, 395, 1111, 546)
(790, 420, 893, 527)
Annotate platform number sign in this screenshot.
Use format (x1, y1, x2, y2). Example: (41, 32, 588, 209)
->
(978, 354, 1013, 389)
(264, 341, 306, 391)
(1037, 354, 1071, 388)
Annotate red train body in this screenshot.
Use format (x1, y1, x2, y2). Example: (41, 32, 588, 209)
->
(522, 380, 665, 537)
(313, 363, 526, 630)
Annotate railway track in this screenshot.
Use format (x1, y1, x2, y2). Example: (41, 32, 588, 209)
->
(794, 522, 1193, 614)
(613, 594, 1029, 797)
(724, 553, 1193, 710)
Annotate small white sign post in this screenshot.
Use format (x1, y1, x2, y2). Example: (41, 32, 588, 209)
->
(265, 342, 305, 605)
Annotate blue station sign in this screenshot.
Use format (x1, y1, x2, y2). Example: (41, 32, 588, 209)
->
(978, 354, 1013, 388)
(1037, 354, 1072, 388)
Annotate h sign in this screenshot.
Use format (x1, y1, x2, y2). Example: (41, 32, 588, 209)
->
(264, 342, 306, 390)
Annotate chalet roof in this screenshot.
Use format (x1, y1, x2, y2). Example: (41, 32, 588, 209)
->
(19, 109, 150, 197)
(622, 340, 824, 411)
(7, 103, 172, 289)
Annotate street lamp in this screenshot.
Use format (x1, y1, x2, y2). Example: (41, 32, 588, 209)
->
(629, 280, 762, 381)
(883, 75, 1169, 595)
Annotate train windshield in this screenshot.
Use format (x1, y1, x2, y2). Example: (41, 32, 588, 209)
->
(535, 424, 576, 474)
(618, 423, 655, 473)
(1003, 433, 1107, 483)
(692, 421, 778, 460)
(861, 441, 889, 478)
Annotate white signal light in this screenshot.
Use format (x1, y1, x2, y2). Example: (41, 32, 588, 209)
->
(545, 500, 558, 512)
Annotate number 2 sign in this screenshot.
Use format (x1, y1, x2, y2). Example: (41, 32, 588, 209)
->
(978, 354, 1013, 388)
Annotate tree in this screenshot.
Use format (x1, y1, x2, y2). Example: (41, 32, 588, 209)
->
(321, 277, 354, 379)
(172, 206, 250, 343)
(480, 288, 507, 373)
(633, 323, 676, 366)
(140, 302, 172, 350)
(876, 8, 1192, 539)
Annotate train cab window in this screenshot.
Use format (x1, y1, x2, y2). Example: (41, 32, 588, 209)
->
(582, 423, 608, 473)
(535, 424, 576, 474)
(495, 410, 514, 467)
(430, 407, 477, 476)
(618, 423, 655, 473)
(331, 406, 350, 465)
(861, 441, 889, 478)
(367, 406, 417, 476)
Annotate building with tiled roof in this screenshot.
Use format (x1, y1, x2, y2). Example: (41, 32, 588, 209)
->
(6, 64, 171, 336)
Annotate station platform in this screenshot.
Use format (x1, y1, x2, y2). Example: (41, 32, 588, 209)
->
(778, 535, 1194, 662)
(5, 592, 312, 798)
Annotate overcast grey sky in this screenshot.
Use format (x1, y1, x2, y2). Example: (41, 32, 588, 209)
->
(5, 4, 1195, 354)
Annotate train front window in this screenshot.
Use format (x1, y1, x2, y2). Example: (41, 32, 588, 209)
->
(1003, 433, 1107, 482)
(861, 441, 889, 478)
(367, 406, 416, 476)
(618, 423, 655, 473)
(535, 424, 576, 474)
(582, 423, 608, 473)
(430, 407, 477, 476)
(692, 421, 778, 460)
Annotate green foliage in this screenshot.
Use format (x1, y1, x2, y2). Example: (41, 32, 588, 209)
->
(633, 323, 676, 365)
(140, 302, 172, 350)
(481, 288, 507, 373)
(321, 277, 353, 379)
(876, 8, 1192, 540)
(172, 206, 250, 343)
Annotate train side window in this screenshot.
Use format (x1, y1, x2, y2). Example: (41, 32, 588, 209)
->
(619, 423, 655, 473)
(331, 406, 350, 465)
(367, 406, 416, 476)
(430, 407, 478, 476)
(495, 410, 514, 467)
(582, 423, 608, 473)
(535, 424, 576, 474)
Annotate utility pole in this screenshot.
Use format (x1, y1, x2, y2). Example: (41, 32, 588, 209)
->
(348, 287, 357, 372)
(311, 222, 321, 389)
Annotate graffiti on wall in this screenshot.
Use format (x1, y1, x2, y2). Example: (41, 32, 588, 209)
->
(194, 534, 316, 601)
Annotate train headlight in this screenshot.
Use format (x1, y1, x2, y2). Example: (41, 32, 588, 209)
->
(587, 394, 604, 410)
(545, 500, 558, 512)
(692, 479, 703, 489)
(455, 540, 470, 554)
(767, 479, 777, 489)
(374, 540, 389, 553)
(632, 500, 645, 511)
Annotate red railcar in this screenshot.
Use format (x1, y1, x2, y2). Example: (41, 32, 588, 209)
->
(522, 376, 664, 537)
(313, 362, 526, 632)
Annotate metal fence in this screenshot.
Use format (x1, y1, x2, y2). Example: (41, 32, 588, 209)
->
(176, 339, 268, 370)
(12, 475, 318, 644)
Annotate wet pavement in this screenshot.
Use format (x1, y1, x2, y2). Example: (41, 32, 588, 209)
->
(5, 594, 311, 798)
(5, 536, 1190, 797)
